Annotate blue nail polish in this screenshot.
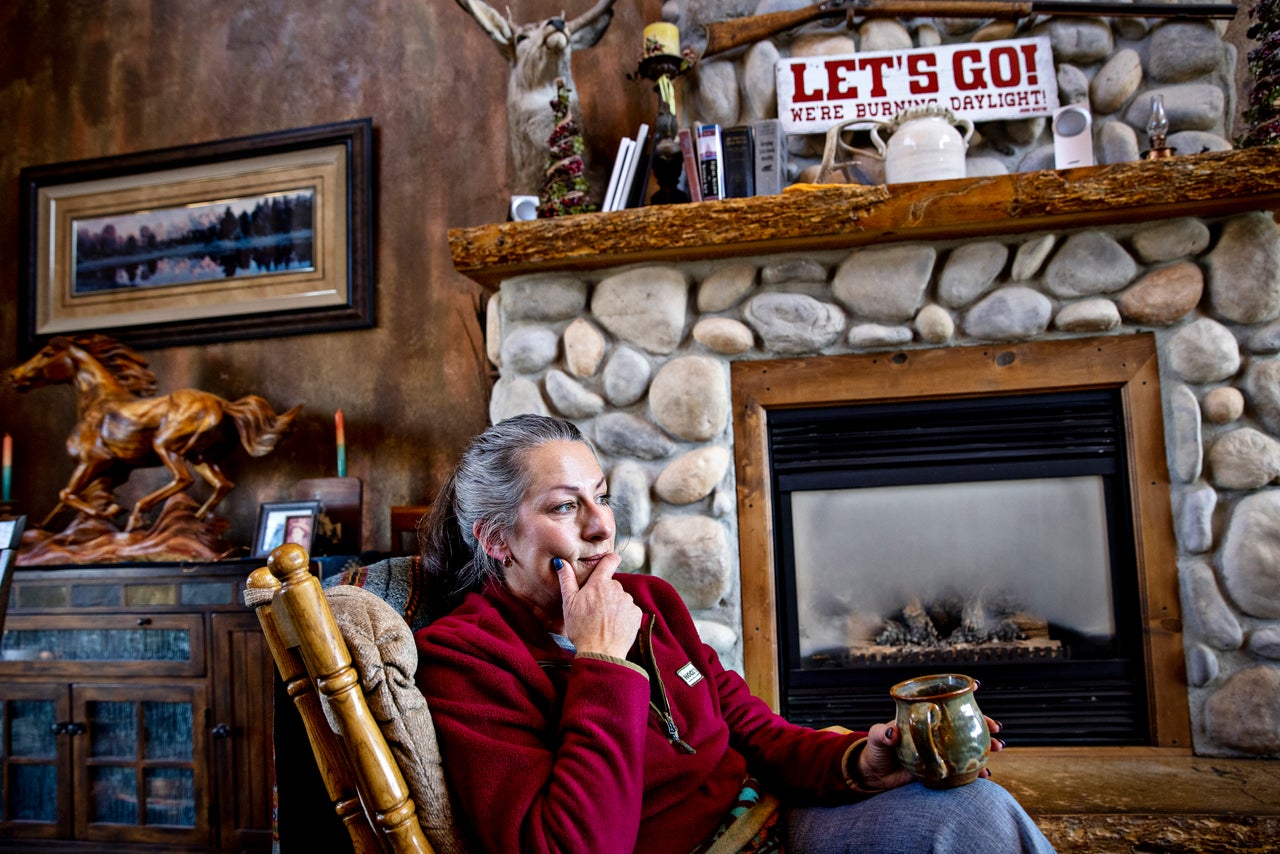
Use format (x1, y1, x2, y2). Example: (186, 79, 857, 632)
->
(552, 557, 563, 570)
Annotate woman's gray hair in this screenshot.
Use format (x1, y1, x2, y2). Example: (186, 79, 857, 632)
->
(419, 414, 593, 618)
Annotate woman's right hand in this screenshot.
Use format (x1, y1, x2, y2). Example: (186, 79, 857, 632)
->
(555, 555, 642, 659)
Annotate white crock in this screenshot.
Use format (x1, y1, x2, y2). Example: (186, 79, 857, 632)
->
(871, 106, 974, 184)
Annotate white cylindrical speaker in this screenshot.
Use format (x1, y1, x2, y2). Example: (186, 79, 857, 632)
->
(1052, 105, 1094, 170)
(509, 195, 540, 221)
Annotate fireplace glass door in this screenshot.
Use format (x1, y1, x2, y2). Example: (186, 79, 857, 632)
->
(771, 389, 1149, 745)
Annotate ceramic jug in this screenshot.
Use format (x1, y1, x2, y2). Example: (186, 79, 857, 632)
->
(871, 105, 974, 184)
(890, 673, 990, 788)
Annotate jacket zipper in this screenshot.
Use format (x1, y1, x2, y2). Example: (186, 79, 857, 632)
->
(639, 616, 697, 755)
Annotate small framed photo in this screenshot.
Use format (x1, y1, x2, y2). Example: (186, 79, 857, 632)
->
(253, 500, 321, 558)
(0, 516, 26, 551)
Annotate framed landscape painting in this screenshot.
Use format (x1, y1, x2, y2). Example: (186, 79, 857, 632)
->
(19, 118, 373, 352)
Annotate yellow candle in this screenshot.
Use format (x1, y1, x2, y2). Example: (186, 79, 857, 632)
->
(643, 22, 680, 58)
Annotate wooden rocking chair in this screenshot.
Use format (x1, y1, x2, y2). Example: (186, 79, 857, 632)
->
(244, 542, 466, 854)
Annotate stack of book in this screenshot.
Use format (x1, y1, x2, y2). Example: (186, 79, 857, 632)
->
(677, 119, 787, 202)
(604, 119, 788, 209)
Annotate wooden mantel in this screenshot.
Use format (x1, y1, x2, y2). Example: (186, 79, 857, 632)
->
(449, 146, 1280, 290)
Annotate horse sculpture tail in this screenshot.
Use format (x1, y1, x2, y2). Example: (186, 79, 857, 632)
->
(225, 396, 303, 457)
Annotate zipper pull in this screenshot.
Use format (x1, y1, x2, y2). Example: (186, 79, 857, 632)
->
(664, 718, 697, 754)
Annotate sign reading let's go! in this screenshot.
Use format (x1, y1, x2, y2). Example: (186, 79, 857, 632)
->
(776, 36, 1060, 134)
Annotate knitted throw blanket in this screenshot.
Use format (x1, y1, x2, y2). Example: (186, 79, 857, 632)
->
(323, 555, 431, 633)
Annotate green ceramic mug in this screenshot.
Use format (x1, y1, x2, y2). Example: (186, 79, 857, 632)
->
(890, 673, 991, 788)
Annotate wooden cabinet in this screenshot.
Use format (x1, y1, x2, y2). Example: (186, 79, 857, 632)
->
(0, 560, 272, 853)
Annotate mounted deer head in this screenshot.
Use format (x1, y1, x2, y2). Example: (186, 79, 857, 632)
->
(456, 0, 617, 197)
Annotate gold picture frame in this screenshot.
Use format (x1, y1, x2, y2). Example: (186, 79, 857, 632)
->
(19, 119, 373, 352)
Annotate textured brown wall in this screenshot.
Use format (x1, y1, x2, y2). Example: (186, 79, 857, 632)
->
(0, 0, 657, 554)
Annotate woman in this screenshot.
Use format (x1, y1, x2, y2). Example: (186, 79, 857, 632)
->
(414, 414, 1055, 854)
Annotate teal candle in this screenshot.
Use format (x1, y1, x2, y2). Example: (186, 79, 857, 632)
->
(335, 410, 347, 478)
(2, 433, 11, 502)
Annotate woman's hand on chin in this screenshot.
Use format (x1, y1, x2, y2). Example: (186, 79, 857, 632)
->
(555, 554, 641, 659)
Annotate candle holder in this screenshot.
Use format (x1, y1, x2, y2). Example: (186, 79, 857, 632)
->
(631, 23, 695, 205)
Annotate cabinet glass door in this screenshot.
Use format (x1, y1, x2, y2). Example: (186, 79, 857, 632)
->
(0, 682, 71, 840)
(72, 683, 208, 845)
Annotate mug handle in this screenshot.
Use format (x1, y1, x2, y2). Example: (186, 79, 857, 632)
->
(908, 701, 949, 782)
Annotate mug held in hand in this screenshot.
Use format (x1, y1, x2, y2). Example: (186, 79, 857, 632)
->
(890, 673, 991, 788)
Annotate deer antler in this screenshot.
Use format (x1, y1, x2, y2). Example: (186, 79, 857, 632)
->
(567, 0, 615, 38)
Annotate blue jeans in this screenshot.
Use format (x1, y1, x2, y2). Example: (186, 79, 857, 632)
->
(785, 779, 1056, 853)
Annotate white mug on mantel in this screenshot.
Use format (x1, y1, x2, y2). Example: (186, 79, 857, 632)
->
(871, 105, 974, 185)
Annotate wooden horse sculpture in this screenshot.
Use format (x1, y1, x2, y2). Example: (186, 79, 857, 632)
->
(9, 334, 301, 532)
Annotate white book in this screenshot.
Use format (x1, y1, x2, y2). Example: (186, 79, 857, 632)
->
(603, 137, 634, 212)
(695, 123, 724, 201)
(618, 123, 650, 209)
(752, 119, 786, 196)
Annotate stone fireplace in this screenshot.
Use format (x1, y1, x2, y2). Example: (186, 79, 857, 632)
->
(741, 337, 1167, 746)
(450, 148, 1280, 758)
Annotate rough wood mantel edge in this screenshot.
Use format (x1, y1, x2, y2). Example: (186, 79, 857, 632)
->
(449, 146, 1280, 290)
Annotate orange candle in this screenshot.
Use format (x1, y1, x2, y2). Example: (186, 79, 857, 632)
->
(2, 432, 11, 502)
(335, 410, 347, 477)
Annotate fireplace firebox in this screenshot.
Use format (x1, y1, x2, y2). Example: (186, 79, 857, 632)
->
(771, 389, 1147, 745)
(730, 334, 1190, 749)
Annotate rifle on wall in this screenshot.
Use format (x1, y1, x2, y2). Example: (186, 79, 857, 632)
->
(701, 0, 1239, 58)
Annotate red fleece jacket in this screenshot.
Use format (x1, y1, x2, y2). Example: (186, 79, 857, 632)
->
(415, 573, 863, 854)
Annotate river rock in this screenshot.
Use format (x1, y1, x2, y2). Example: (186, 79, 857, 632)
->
(693, 317, 755, 355)
(1147, 22, 1226, 83)
(1207, 427, 1280, 490)
(1206, 213, 1280, 324)
(1168, 383, 1203, 483)
(1204, 386, 1245, 424)
(1116, 261, 1204, 326)
(1221, 490, 1280, 619)
(544, 369, 604, 419)
(938, 241, 1007, 308)
(1204, 667, 1280, 755)
(1131, 218, 1212, 263)
(1166, 318, 1241, 384)
(649, 355, 730, 442)
(1180, 560, 1243, 650)
(743, 292, 845, 354)
(1091, 48, 1143, 114)
(1054, 298, 1120, 332)
(833, 245, 935, 322)
(962, 286, 1052, 341)
(609, 460, 651, 537)
(593, 412, 676, 461)
(698, 262, 757, 312)
(602, 346, 651, 407)
(502, 274, 587, 321)
(1243, 359, 1280, 434)
(1044, 232, 1136, 298)
(490, 375, 548, 423)
(563, 317, 606, 378)
(655, 446, 731, 505)
(649, 515, 733, 609)
(593, 266, 689, 355)
(501, 326, 559, 374)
